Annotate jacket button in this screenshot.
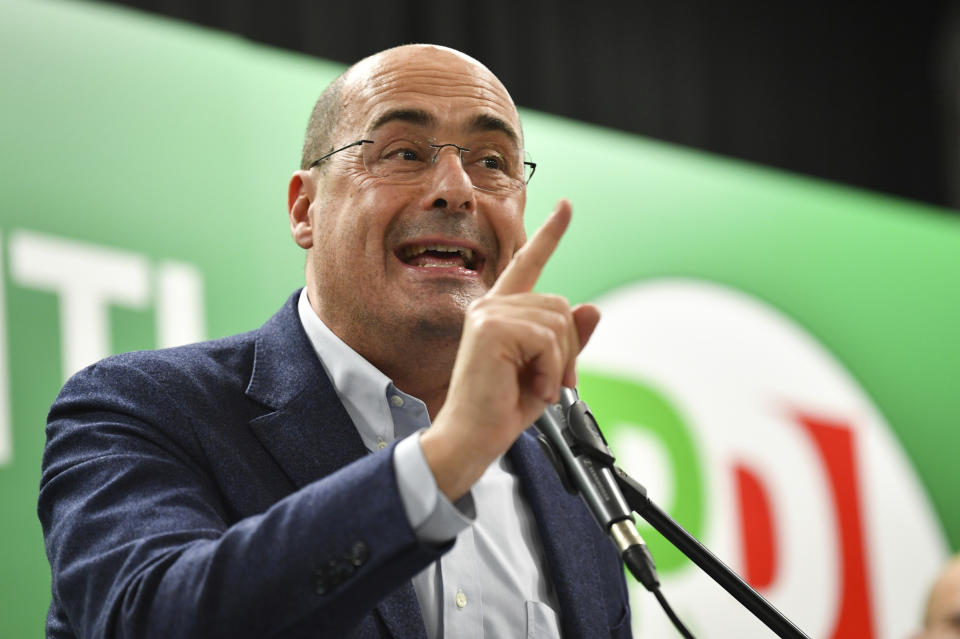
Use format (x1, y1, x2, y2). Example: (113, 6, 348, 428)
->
(327, 559, 343, 584)
(350, 541, 369, 567)
(313, 572, 330, 595)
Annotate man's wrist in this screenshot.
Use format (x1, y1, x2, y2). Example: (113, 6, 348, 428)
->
(393, 432, 474, 544)
(418, 426, 491, 502)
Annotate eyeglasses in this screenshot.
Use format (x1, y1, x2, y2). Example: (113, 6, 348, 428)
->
(308, 138, 536, 194)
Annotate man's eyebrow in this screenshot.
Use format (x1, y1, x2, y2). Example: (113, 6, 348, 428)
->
(467, 113, 520, 146)
(370, 108, 436, 132)
(369, 109, 521, 146)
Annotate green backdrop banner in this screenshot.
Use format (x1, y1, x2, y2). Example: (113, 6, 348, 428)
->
(2, 1, 958, 637)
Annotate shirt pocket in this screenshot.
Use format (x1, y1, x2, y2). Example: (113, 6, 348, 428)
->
(525, 600, 562, 639)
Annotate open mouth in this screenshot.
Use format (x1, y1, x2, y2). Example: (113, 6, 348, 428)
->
(397, 243, 483, 272)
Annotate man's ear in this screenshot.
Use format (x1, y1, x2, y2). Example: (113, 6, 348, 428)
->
(288, 170, 314, 249)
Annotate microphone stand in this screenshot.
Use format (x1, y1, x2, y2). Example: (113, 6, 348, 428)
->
(536, 391, 811, 639)
(612, 465, 810, 639)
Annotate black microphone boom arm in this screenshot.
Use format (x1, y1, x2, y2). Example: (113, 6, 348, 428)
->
(613, 465, 811, 639)
(535, 388, 812, 639)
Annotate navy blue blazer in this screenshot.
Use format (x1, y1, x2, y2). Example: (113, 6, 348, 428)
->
(39, 290, 631, 638)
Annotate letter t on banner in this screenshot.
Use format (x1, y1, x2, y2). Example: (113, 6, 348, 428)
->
(9, 230, 150, 380)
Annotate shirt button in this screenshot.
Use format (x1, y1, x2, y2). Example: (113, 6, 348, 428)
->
(376, 439, 387, 450)
(455, 590, 467, 609)
(390, 394, 404, 407)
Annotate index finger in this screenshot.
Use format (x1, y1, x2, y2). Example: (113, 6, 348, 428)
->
(491, 199, 572, 296)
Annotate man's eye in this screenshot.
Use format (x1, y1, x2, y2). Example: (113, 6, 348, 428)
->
(384, 147, 422, 162)
(476, 154, 506, 171)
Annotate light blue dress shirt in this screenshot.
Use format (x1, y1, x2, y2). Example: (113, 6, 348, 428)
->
(297, 289, 562, 638)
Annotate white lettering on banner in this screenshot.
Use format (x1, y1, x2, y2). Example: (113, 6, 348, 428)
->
(0, 234, 10, 466)
(0, 229, 206, 468)
(10, 231, 150, 378)
(156, 261, 205, 349)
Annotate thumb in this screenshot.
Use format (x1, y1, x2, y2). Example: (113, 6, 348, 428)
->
(572, 303, 601, 353)
(562, 303, 601, 388)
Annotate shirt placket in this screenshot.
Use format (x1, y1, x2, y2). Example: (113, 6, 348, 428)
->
(441, 525, 483, 639)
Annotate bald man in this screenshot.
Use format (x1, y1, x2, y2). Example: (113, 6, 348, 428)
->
(913, 556, 960, 639)
(39, 45, 632, 638)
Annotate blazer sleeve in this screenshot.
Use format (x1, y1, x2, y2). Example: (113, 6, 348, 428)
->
(38, 355, 443, 639)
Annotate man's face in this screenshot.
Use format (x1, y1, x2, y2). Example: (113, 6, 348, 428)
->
(296, 46, 527, 359)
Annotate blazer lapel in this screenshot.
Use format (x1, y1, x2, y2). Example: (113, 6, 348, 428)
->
(244, 291, 426, 638)
(247, 391, 369, 489)
(245, 292, 368, 488)
(509, 430, 610, 639)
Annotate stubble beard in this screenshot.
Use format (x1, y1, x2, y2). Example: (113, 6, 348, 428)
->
(348, 285, 472, 390)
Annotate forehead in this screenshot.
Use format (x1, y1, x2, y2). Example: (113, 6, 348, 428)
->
(340, 47, 522, 145)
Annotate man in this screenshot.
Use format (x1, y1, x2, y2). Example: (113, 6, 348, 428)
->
(39, 44, 631, 638)
(912, 555, 960, 639)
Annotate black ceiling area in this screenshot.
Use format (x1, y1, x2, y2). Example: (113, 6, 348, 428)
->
(99, 0, 960, 214)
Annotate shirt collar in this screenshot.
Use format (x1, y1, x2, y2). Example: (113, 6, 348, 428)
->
(297, 288, 395, 451)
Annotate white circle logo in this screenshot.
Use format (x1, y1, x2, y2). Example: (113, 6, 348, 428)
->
(579, 279, 948, 638)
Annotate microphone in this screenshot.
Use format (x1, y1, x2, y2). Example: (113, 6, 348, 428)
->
(535, 387, 660, 590)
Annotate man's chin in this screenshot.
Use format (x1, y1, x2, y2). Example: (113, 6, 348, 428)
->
(393, 282, 481, 340)
(410, 305, 467, 341)
(412, 318, 463, 341)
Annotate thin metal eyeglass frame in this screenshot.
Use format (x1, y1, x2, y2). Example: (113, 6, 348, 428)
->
(307, 138, 538, 186)
(308, 139, 374, 169)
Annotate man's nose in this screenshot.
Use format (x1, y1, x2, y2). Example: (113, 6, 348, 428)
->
(422, 145, 476, 212)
